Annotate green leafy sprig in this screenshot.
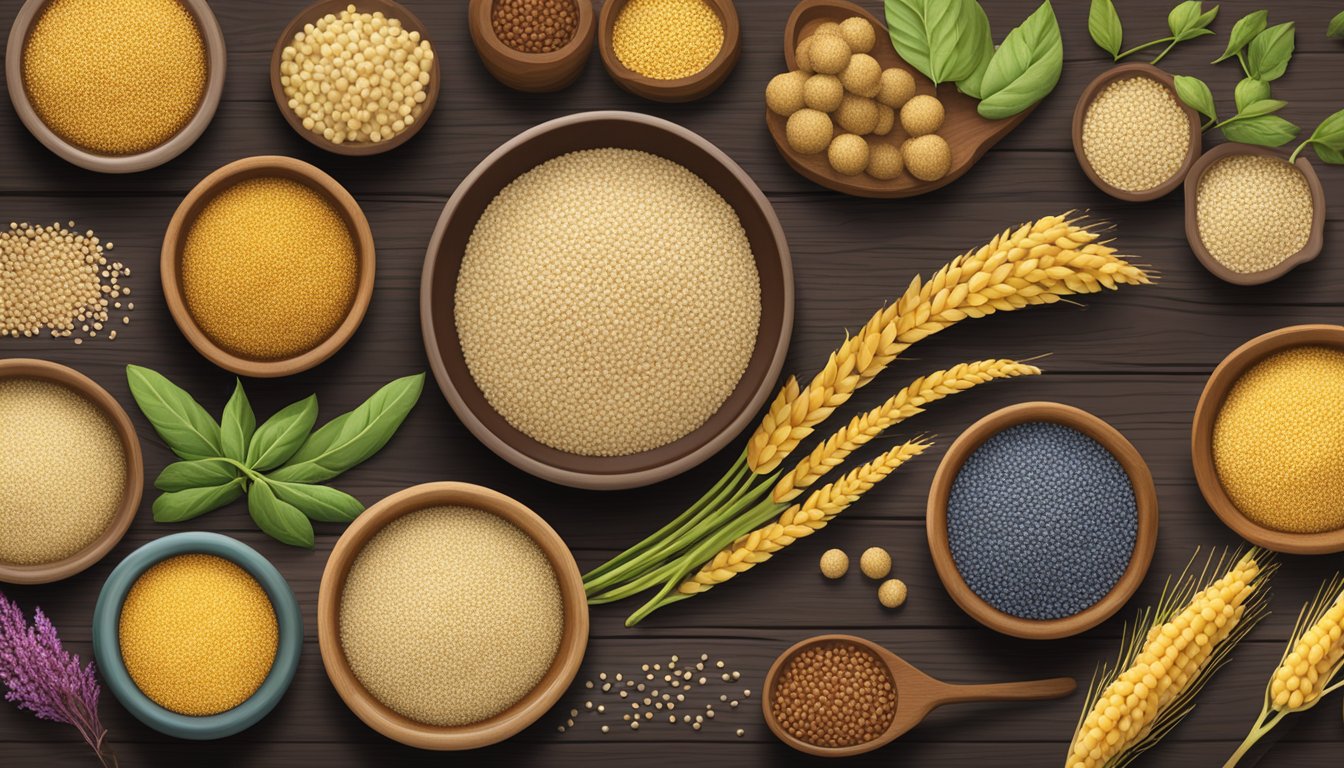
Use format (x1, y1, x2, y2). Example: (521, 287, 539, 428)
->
(1088, 0, 1219, 65)
(126, 365, 424, 547)
(1331, 10, 1344, 39)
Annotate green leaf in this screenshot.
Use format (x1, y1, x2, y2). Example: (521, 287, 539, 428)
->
(953, 0, 995, 98)
(1247, 22, 1295, 81)
(126, 365, 222, 461)
(269, 373, 425, 484)
(1234, 77, 1270, 112)
(1329, 10, 1344, 39)
(1221, 114, 1300, 146)
(1306, 108, 1344, 150)
(245, 395, 318, 471)
(248, 480, 315, 548)
(1235, 98, 1287, 118)
(884, 0, 973, 84)
(266, 480, 365, 523)
(155, 458, 238, 492)
(219, 380, 255, 464)
(152, 479, 244, 523)
(1313, 143, 1344, 164)
(976, 1, 1064, 120)
(1212, 9, 1266, 62)
(1173, 75, 1217, 123)
(1168, 1, 1219, 41)
(1088, 0, 1124, 58)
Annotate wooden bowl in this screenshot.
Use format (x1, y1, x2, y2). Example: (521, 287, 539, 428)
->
(926, 402, 1159, 640)
(1183, 143, 1326, 286)
(161, 155, 377, 378)
(5, 0, 226, 173)
(270, 0, 440, 156)
(468, 0, 596, 92)
(765, 0, 1036, 198)
(1072, 63, 1202, 202)
(598, 0, 740, 102)
(420, 111, 793, 490)
(0, 359, 143, 584)
(1192, 325, 1344, 554)
(317, 482, 589, 750)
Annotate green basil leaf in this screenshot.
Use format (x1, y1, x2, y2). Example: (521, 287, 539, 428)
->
(884, 0, 971, 84)
(248, 480, 314, 548)
(1213, 9, 1267, 63)
(1314, 143, 1344, 164)
(1234, 77, 1271, 112)
(155, 458, 238, 492)
(1236, 98, 1287, 118)
(1173, 75, 1217, 122)
(266, 480, 365, 523)
(269, 373, 424, 484)
(245, 394, 318, 471)
(219, 380, 255, 464)
(1169, 1, 1218, 40)
(1330, 10, 1344, 39)
(954, 0, 995, 98)
(1221, 114, 1300, 147)
(152, 479, 244, 523)
(1306, 108, 1344, 150)
(126, 365, 222, 461)
(1088, 0, 1124, 58)
(1247, 22, 1295, 81)
(976, 0, 1064, 120)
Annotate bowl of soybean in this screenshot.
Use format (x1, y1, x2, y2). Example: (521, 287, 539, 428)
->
(597, 0, 741, 102)
(468, 0, 596, 92)
(926, 402, 1159, 640)
(162, 155, 376, 377)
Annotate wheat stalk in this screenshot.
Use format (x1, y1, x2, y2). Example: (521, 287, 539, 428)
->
(746, 214, 1152, 474)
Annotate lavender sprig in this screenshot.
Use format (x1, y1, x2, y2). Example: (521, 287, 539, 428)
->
(0, 593, 117, 768)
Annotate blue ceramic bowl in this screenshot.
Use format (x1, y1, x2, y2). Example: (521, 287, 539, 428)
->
(92, 532, 302, 740)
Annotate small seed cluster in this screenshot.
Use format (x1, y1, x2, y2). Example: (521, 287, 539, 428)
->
(612, 0, 723, 80)
(1, 221, 131, 343)
(280, 4, 435, 145)
(558, 654, 750, 736)
(771, 640, 897, 748)
(1195, 153, 1313, 274)
(817, 547, 906, 608)
(1081, 75, 1190, 193)
(767, 18, 950, 182)
(491, 0, 579, 54)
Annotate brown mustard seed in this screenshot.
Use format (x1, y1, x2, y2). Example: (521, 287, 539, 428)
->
(491, 0, 579, 54)
(771, 641, 897, 748)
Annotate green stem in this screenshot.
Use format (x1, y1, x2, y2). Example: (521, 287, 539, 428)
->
(1223, 709, 1288, 768)
(1288, 139, 1311, 164)
(1150, 38, 1180, 65)
(222, 457, 266, 487)
(1116, 37, 1173, 61)
(1237, 50, 1250, 79)
(1201, 117, 1217, 131)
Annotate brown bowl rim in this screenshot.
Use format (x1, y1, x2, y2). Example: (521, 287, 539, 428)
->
(926, 401, 1159, 640)
(1191, 324, 1344, 554)
(161, 155, 377, 378)
(466, 0, 596, 92)
(316, 481, 589, 750)
(0, 359, 143, 584)
(1071, 62, 1202, 202)
(4, 0, 227, 174)
(1182, 142, 1326, 286)
(269, 0, 441, 156)
(597, 0, 741, 102)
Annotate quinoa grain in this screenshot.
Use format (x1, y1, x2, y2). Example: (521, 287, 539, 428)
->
(1081, 76, 1190, 192)
(1195, 154, 1313, 274)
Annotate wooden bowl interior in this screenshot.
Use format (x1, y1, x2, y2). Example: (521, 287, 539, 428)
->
(597, 0, 740, 100)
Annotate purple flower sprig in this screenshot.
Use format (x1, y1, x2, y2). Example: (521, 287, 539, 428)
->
(0, 592, 117, 768)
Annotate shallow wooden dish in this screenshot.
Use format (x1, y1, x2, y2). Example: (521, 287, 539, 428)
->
(5, 0, 226, 173)
(420, 111, 794, 490)
(598, 0, 740, 102)
(926, 402, 1159, 640)
(1183, 143, 1326, 286)
(1192, 325, 1344, 554)
(1072, 63, 1202, 202)
(161, 155, 376, 378)
(317, 482, 589, 750)
(765, 0, 1034, 198)
(468, 0, 595, 92)
(270, 0, 440, 155)
(0, 359, 143, 585)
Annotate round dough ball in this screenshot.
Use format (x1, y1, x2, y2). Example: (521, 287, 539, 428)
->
(766, 71, 808, 116)
(803, 74, 844, 112)
(786, 108, 833, 155)
(877, 67, 917, 109)
(903, 134, 952, 181)
(873, 104, 895, 136)
(859, 546, 891, 579)
(901, 94, 945, 136)
(835, 94, 879, 135)
(839, 16, 876, 54)
(808, 34, 851, 75)
(878, 579, 908, 609)
(839, 53, 881, 98)
(866, 143, 903, 179)
(819, 548, 849, 579)
(827, 133, 869, 176)
(795, 37, 815, 74)
(813, 21, 843, 37)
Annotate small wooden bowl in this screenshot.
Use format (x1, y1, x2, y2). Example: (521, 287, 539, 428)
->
(161, 155, 377, 378)
(317, 482, 589, 750)
(5, 0, 226, 173)
(1183, 143, 1326, 286)
(1192, 325, 1344, 554)
(1072, 63, 1202, 202)
(468, 0, 596, 92)
(598, 0, 740, 102)
(270, 0, 440, 155)
(927, 402, 1159, 640)
(0, 359, 143, 585)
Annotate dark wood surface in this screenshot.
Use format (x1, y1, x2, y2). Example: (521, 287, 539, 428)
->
(3, 0, 1344, 765)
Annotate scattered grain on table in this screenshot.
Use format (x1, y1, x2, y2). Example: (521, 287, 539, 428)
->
(561, 653, 751, 735)
(771, 640, 897, 748)
(1081, 76, 1190, 193)
(612, 0, 723, 80)
(1195, 154, 1313, 275)
(1, 221, 130, 342)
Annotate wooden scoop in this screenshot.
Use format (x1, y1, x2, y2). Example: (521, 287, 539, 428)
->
(761, 634, 1076, 757)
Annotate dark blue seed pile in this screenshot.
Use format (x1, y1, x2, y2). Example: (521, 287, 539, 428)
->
(946, 421, 1137, 620)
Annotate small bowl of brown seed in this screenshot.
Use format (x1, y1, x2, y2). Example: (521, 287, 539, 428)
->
(468, 0, 596, 92)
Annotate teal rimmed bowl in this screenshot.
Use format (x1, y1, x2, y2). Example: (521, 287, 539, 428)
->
(92, 532, 302, 740)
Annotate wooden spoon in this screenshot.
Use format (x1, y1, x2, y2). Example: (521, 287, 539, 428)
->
(762, 634, 1075, 757)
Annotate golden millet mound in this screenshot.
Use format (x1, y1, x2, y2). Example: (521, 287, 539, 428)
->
(839, 16, 875, 54)
(795, 37, 815, 74)
(819, 548, 849, 579)
(808, 34, 851, 75)
(766, 71, 807, 116)
(904, 134, 951, 181)
(786, 108, 833, 155)
(866, 143, 903, 180)
(877, 67, 916, 108)
(839, 53, 881, 98)
(835, 94, 878, 135)
(873, 104, 895, 136)
(878, 579, 908, 609)
(859, 547, 891, 579)
(803, 74, 844, 112)
(827, 133, 869, 176)
(900, 94, 944, 136)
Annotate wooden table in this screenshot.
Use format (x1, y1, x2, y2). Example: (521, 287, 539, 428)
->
(3, 0, 1343, 765)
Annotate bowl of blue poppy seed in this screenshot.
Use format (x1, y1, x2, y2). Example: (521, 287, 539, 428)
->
(926, 402, 1159, 640)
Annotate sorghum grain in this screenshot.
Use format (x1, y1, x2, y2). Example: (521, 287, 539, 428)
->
(491, 0, 578, 53)
(1081, 76, 1190, 192)
(612, 0, 723, 80)
(1195, 154, 1313, 274)
(0, 221, 129, 342)
(771, 641, 897, 748)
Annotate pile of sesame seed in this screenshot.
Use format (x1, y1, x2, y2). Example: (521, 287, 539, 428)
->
(1213, 346, 1344, 533)
(0, 378, 126, 566)
(612, 0, 724, 80)
(770, 640, 897, 748)
(1195, 154, 1313, 274)
(181, 177, 357, 361)
(340, 506, 564, 727)
(558, 653, 750, 736)
(22, 0, 206, 156)
(947, 422, 1138, 620)
(1081, 76, 1190, 192)
(1, 221, 131, 343)
(118, 554, 278, 716)
(455, 148, 761, 457)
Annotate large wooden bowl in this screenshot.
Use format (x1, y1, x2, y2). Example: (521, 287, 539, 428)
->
(927, 402, 1159, 640)
(468, 0, 596, 92)
(598, 0, 741, 102)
